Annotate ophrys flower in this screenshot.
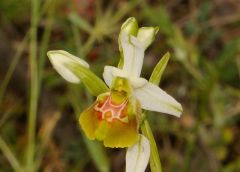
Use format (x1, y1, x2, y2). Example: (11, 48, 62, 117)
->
(47, 16, 183, 172)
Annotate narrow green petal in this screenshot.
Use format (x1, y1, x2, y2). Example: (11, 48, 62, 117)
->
(149, 52, 170, 85)
(67, 62, 109, 96)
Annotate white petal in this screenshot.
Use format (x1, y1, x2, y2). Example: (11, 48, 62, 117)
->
(102, 66, 114, 87)
(137, 27, 158, 50)
(134, 82, 183, 117)
(126, 135, 150, 172)
(47, 50, 89, 83)
(129, 77, 148, 89)
(103, 66, 127, 87)
(103, 66, 147, 89)
(120, 33, 145, 77)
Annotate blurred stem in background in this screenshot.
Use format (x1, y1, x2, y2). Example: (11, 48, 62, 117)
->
(27, 0, 56, 171)
(26, 0, 39, 170)
(0, 0, 56, 171)
(34, 0, 56, 171)
(0, 34, 29, 107)
(0, 32, 29, 147)
(0, 136, 22, 171)
(38, 0, 56, 87)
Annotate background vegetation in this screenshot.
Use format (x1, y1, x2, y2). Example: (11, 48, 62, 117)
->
(0, 0, 239, 171)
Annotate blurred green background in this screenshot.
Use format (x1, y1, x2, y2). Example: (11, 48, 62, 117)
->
(0, 0, 239, 172)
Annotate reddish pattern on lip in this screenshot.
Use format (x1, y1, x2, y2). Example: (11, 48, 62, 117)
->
(94, 95, 129, 123)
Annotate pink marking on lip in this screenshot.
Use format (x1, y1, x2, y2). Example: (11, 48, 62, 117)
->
(94, 96, 129, 123)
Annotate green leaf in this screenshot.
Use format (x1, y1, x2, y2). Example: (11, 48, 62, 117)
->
(149, 52, 170, 85)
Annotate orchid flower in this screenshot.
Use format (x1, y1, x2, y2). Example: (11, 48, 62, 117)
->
(47, 17, 182, 172)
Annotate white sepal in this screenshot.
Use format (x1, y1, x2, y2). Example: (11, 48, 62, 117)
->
(47, 50, 89, 83)
(120, 33, 145, 77)
(126, 135, 150, 172)
(134, 82, 183, 117)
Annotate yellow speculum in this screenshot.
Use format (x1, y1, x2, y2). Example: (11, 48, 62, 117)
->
(94, 95, 129, 123)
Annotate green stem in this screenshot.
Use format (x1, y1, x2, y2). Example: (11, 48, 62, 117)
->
(26, 0, 39, 171)
(141, 120, 162, 172)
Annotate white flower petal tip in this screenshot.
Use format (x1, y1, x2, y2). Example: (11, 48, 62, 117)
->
(47, 50, 89, 83)
(134, 82, 183, 117)
(126, 135, 150, 172)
